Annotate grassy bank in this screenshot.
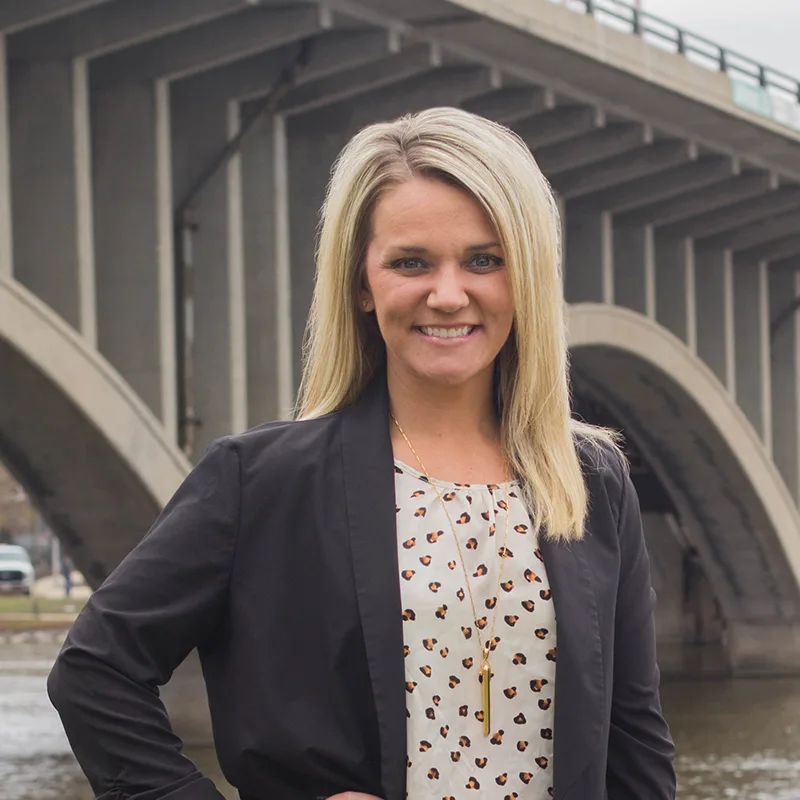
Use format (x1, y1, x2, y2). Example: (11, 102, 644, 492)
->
(0, 594, 88, 631)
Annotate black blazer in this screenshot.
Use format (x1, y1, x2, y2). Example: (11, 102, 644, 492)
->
(48, 373, 676, 800)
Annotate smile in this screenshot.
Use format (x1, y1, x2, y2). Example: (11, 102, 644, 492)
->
(416, 325, 478, 339)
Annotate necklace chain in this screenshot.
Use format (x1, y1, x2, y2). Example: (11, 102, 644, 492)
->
(390, 414, 512, 665)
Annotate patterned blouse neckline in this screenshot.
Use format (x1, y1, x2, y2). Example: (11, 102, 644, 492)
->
(393, 458, 521, 492)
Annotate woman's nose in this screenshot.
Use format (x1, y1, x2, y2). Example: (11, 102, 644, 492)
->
(427, 264, 469, 312)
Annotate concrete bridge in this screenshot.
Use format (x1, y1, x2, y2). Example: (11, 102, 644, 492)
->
(4, 0, 800, 684)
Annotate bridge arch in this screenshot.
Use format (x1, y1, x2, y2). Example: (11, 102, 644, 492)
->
(0, 276, 189, 587)
(568, 303, 800, 670)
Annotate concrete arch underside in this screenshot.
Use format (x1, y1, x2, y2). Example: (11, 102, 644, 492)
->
(569, 303, 800, 673)
(0, 275, 189, 588)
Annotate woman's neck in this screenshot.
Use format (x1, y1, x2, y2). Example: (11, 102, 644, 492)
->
(387, 365, 507, 484)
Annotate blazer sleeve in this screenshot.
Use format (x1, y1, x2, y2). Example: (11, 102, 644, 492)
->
(47, 439, 240, 800)
(606, 465, 677, 800)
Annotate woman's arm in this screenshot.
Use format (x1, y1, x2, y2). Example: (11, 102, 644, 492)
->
(606, 467, 677, 799)
(48, 439, 240, 800)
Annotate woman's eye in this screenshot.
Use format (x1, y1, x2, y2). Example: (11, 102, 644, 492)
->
(470, 254, 504, 269)
(391, 258, 427, 270)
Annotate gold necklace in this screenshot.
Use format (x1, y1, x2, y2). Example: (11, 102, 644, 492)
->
(391, 414, 512, 737)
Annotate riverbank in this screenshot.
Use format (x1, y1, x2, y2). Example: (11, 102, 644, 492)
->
(0, 592, 86, 636)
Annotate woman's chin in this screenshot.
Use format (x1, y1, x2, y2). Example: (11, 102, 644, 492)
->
(408, 363, 492, 389)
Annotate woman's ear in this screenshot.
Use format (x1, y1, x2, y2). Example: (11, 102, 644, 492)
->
(360, 286, 374, 313)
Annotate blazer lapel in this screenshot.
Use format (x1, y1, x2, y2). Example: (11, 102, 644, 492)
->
(539, 532, 605, 799)
(340, 373, 407, 800)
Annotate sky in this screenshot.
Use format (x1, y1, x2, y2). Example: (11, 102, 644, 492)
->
(638, 0, 800, 78)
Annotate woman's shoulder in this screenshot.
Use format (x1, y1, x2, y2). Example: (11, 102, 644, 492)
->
(207, 411, 345, 481)
(573, 429, 630, 523)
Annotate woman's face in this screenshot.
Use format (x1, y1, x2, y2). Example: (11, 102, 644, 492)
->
(363, 176, 514, 390)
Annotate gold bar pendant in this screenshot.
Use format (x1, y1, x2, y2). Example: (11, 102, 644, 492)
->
(480, 661, 491, 736)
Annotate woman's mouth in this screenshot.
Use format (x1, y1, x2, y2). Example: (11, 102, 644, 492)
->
(416, 325, 478, 340)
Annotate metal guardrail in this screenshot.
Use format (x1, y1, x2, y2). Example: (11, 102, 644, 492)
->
(552, 0, 800, 103)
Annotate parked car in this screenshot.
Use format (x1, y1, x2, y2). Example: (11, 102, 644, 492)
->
(0, 544, 35, 595)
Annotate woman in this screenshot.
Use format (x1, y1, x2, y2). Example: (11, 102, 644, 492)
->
(48, 107, 676, 800)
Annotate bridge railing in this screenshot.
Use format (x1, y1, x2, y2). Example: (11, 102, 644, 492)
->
(551, 1, 800, 112)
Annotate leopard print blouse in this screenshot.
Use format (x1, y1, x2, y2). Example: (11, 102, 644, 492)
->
(395, 459, 557, 799)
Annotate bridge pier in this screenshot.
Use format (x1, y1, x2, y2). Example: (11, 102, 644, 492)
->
(728, 621, 800, 675)
(91, 77, 177, 439)
(240, 106, 284, 425)
(734, 258, 772, 449)
(9, 55, 95, 341)
(654, 233, 695, 349)
(770, 267, 800, 502)
(171, 84, 248, 453)
(612, 222, 654, 318)
(564, 206, 612, 304)
(694, 248, 735, 392)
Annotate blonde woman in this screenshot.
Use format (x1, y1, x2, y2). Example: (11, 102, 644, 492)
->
(49, 107, 676, 800)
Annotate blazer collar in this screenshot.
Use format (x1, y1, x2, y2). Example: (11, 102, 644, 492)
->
(340, 371, 605, 800)
(340, 372, 407, 800)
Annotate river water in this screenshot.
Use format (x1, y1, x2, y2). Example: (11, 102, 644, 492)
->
(3, 640, 800, 800)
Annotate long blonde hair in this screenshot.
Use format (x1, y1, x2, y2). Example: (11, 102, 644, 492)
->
(296, 107, 622, 541)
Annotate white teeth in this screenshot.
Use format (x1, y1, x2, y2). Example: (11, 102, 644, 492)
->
(420, 326, 474, 338)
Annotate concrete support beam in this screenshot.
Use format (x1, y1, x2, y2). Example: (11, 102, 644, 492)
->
(171, 86, 248, 453)
(654, 233, 696, 351)
(0, 0, 111, 32)
(769, 266, 800, 502)
(0, 35, 12, 279)
(575, 155, 737, 213)
(563, 206, 613, 304)
(460, 86, 554, 125)
(618, 171, 777, 227)
(317, 65, 500, 136)
(738, 235, 800, 265)
(733, 258, 772, 450)
(535, 122, 649, 176)
(279, 44, 441, 116)
(517, 105, 604, 150)
(91, 78, 177, 441)
(612, 223, 655, 317)
(662, 187, 800, 241)
(553, 140, 695, 199)
(172, 30, 395, 108)
(695, 249, 735, 393)
(698, 211, 800, 254)
(93, 5, 332, 87)
(9, 57, 96, 341)
(7, 0, 253, 59)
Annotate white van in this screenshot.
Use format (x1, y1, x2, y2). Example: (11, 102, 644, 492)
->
(0, 544, 35, 595)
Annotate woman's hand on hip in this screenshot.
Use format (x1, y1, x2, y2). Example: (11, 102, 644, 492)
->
(326, 794, 384, 800)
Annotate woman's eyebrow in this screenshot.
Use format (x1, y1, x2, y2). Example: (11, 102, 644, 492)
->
(389, 242, 503, 254)
(467, 242, 502, 251)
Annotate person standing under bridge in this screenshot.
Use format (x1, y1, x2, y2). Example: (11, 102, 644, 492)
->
(47, 106, 676, 800)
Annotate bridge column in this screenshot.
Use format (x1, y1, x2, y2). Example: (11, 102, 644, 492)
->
(733, 258, 772, 451)
(286, 108, 352, 393)
(238, 107, 288, 423)
(612, 222, 655, 317)
(171, 86, 248, 455)
(90, 78, 177, 441)
(564, 206, 613, 304)
(727, 620, 800, 675)
(8, 56, 96, 342)
(769, 264, 800, 501)
(0, 36, 12, 279)
(654, 232, 696, 351)
(695, 249, 735, 393)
